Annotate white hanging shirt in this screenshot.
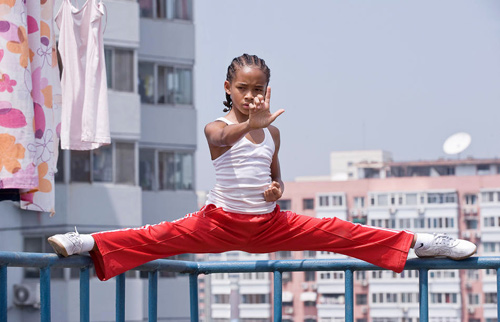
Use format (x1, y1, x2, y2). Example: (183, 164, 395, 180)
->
(56, 0, 110, 150)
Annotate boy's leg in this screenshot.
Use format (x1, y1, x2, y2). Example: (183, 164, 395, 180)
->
(243, 210, 414, 273)
(49, 206, 241, 281)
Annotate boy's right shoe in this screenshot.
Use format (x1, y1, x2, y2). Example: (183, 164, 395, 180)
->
(47, 230, 84, 257)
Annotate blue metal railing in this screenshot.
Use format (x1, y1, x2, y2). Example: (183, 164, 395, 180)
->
(1, 251, 499, 322)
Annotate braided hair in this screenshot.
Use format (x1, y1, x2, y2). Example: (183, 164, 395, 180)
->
(223, 54, 271, 112)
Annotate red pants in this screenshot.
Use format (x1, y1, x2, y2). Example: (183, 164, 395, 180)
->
(90, 205, 414, 281)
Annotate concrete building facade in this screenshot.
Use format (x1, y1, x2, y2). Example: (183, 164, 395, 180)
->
(1, 1, 196, 321)
(200, 151, 500, 322)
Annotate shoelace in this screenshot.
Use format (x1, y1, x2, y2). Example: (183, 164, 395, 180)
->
(66, 227, 83, 252)
(433, 234, 457, 246)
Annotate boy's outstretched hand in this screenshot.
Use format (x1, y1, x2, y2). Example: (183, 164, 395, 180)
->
(248, 87, 285, 130)
(264, 181, 283, 202)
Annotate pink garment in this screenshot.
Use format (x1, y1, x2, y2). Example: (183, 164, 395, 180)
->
(56, 0, 110, 150)
(0, 0, 62, 213)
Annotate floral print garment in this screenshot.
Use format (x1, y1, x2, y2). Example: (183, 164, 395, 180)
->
(0, 0, 61, 214)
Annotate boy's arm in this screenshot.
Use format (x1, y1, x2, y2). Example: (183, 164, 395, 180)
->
(265, 125, 284, 202)
(204, 120, 252, 148)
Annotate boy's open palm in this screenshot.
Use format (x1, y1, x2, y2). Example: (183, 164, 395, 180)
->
(248, 87, 284, 129)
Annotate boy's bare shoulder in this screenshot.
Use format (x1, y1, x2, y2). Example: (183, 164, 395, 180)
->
(204, 119, 227, 133)
(267, 124, 280, 136)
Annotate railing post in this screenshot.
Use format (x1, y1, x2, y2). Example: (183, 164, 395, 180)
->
(116, 273, 125, 322)
(80, 267, 90, 322)
(419, 268, 429, 322)
(0, 265, 6, 322)
(345, 269, 354, 322)
(40, 266, 51, 322)
(189, 274, 199, 322)
(273, 271, 282, 322)
(148, 271, 158, 322)
(497, 268, 500, 321)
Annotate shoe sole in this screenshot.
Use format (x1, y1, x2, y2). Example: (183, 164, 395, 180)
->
(417, 245, 477, 260)
(47, 237, 69, 257)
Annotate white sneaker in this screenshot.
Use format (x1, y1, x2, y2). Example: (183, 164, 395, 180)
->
(414, 233, 477, 260)
(47, 228, 84, 257)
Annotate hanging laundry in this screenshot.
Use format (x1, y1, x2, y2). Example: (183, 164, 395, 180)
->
(56, 0, 110, 150)
(0, 0, 62, 214)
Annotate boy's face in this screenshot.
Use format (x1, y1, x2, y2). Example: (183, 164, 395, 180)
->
(224, 66, 268, 115)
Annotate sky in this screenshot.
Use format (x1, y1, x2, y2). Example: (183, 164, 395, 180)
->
(194, 1, 500, 191)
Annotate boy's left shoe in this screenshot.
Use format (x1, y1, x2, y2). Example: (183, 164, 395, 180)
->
(414, 233, 477, 260)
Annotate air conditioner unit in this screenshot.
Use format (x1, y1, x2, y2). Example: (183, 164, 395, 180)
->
(402, 307, 409, 313)
(468, 307, 475, 314)
(390, 207, 397, 214)
(464, 208, 470, 215)
(418, 207, 425, 214)
(361, 307, 368, 314)
(463, 231, 471, 239)
(475, 232, 481, 239)
(361, 280, 368, 287)
(13, 283, 40, 308)
(302, 283, 309, 290)
(284, 307, 294, 314)
(466, 282, 472, 289)
(311, 283, 318, 290)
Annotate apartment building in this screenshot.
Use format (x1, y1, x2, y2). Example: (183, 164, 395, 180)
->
(200, 151, 500, 322)
(0, 1, 196, 321)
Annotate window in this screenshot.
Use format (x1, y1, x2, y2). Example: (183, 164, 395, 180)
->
(477, 164, 491, 175)
(139, 62, 193, 105)
(276, 251, 292, 260)
(277, 199, 291, 210)
(466, 219, 478, 229)
(377, 194, 388, 206)
(303, 250, 316, 258)
(354, 196, 365, 208)
(71, 150, 91, 182)
(141, 149, 193, 191)
(485, 292, 497, 304)
(71, 142, 136, 185)
(332, 195, 343, 206)
(139, 0, 193, 20)
(464, 194, 477, 205)
(213, 294, 229, 304)
(55, 148, 65, 183)
(92, 144, 113, 182)
(427, 192, 456, 204)
(303, 198, 314, 210)
(482, 191, 496, 203)
(431, 292, 458, 304)
(104, 47, 134, 92)
(318, 195, 329, 207)
(356, 294, 367, 305)
(386, 293, 397, 303)
(405, 193, 418, 205)
(304, 271, 315, 282)
(139, 149, 155, 190)
(241, 294, 269, 304)
(468, 293, 480, 305)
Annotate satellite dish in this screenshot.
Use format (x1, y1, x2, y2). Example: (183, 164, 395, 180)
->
(443, 132, 471, 155)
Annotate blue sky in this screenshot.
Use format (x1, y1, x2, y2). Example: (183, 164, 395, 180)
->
(194, 1, 500, 190)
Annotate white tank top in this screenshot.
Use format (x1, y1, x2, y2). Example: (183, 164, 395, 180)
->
(206, 117, 276, 214)
(56, 0, 110, 150)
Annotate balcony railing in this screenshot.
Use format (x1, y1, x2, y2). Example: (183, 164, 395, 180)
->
(1, 251, 499, 322)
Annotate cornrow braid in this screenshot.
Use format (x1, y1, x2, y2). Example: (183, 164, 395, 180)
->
(223, 53, 271, 112)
